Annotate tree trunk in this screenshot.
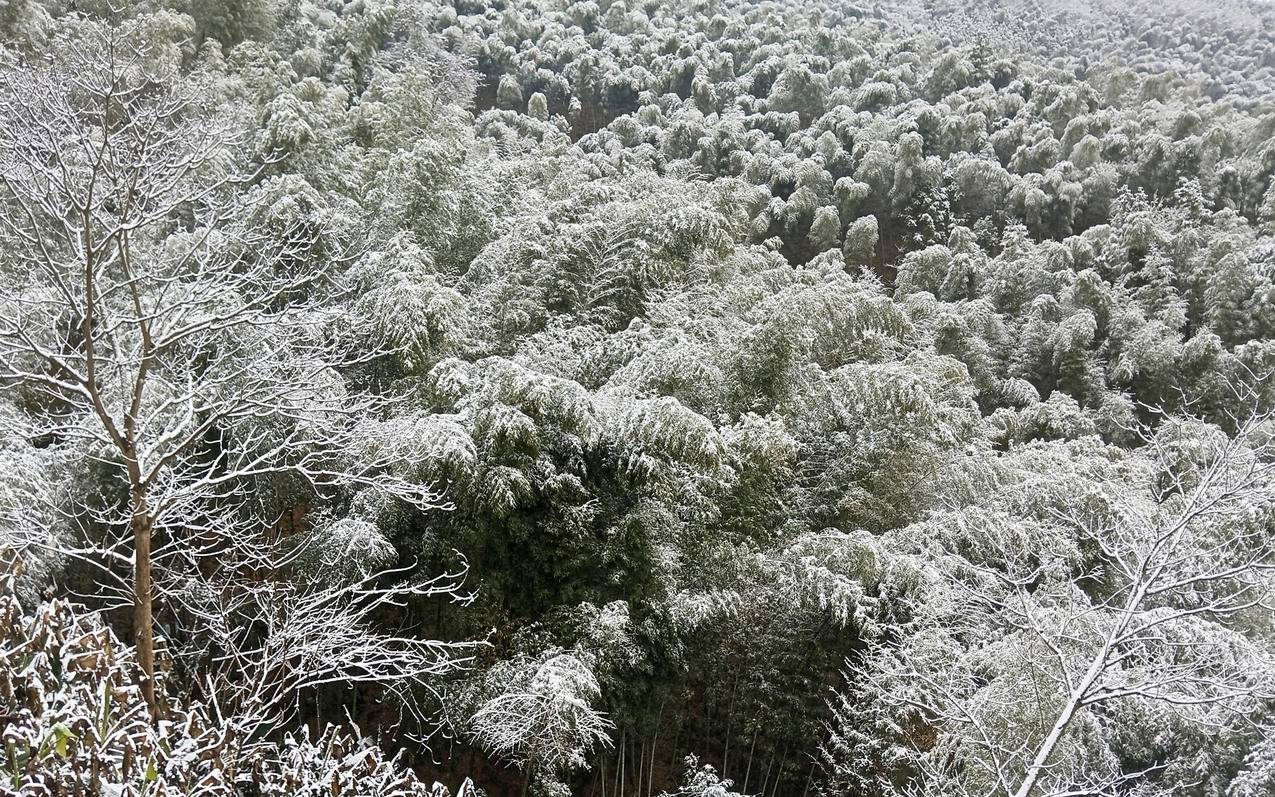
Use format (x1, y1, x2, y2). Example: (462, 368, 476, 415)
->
(635, 738, 643, 797)
(1009, 676, 1090, 797)
(1010, 593, 1134, 797)
(668, 717, 683, 771)
(769, 743, 789, 797)
(649, 702, 663, 797)
(722, 674, 738, 779)
(759, 752, 774, 797)
(130, 487, 157, 715)
(613, 743, 621, 797)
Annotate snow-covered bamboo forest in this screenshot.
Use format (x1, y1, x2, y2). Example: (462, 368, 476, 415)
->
(3, 0, 1275, 794)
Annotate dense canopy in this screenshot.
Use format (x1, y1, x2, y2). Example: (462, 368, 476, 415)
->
(2, 1, 1275, 796)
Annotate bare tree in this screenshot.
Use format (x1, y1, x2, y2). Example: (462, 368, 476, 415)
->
(853, 410, 1275, 797)
(0, 19, 470, 719)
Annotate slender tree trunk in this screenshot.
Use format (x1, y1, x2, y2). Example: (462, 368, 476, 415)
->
(722, 674, 738, 779)
(759, 752, 774, 797)
(613, 743, 621, 797)
(649, 702, 664, 797)
(1009, 672, 1092, 797)
(130, 486, 157, 715)
(703, 675, 715, 757)
(1010, 593, 1132, 797)
(635, 738, 643, 797)
(668, 717, 683, 771)
(742, 729, 758, 793)
(769, 743, 789, 797)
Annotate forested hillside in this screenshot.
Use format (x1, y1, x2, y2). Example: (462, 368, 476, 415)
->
(3, 1, 1275, 795)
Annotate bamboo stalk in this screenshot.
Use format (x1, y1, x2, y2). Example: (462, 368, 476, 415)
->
(635, 738, 643, 797)
(649, 701, 664, 797)
(801, 760, 815, 797)
(769, 744, 789, 797)
(722, 674, 738, 779)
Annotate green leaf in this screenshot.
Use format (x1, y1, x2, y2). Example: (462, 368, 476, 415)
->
(51, 722, 74, 758)
(98, 678, 112, 738)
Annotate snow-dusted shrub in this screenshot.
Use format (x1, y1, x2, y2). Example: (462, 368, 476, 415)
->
(0, 574, 474, 797)
(659, 756, 750, 797)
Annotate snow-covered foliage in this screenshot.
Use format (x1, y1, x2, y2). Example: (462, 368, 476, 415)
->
(1, 0, 1274, 795)
(466, 650, 613, 793)
(660, 756, 751, 797)
(0, 573, 469, 796)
